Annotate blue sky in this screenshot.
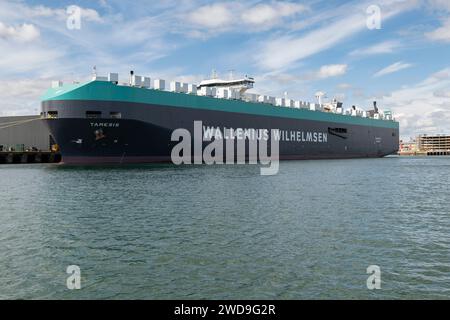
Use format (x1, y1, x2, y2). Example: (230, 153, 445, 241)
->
(0, 0, 450, 138)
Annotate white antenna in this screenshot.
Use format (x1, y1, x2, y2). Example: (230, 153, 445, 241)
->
(228, 69, 235, 80)
(315, 91, 326, 106)
(211, 69, 218, 79)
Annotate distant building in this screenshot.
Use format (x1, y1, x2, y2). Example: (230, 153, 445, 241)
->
(0, 116, 52, 151)
(418, 134, 450, 156)
(399, 134, 450, 156)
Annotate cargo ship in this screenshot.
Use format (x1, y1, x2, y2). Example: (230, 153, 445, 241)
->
(40, 71, 399, 164)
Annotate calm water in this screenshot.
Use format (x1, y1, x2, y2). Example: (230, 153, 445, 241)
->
(1, 157, 450, 299)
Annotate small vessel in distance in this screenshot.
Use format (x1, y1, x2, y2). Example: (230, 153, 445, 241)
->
(41, 71, 399, 164)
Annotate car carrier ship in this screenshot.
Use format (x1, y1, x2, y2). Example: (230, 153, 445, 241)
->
(40, 70, 399, 164)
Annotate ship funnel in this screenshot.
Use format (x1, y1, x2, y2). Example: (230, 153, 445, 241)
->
(373, 101, 378, 113)
(129, 70, 134, 85)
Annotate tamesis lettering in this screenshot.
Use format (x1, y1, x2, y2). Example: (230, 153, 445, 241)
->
(90, 122, 120, 128)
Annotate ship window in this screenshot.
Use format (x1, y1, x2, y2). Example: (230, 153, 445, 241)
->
(47, 111, 58, 119)
(110, 112, 121, 119)
(86, 111, 102, 119)
(330, 127, 347, 133)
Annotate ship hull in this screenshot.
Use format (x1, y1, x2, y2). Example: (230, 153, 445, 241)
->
(42, 100, 399, 164)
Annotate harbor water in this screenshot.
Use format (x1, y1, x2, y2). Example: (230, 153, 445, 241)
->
(1, 156, 450, 299)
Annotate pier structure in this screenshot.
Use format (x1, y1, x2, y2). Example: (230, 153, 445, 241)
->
(399, 134, 450, 156)
(0, 151, 61, 164)
(0, 115, 61, 164)
(418, 134, 450, 156)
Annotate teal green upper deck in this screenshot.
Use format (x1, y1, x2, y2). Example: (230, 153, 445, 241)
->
(42, 80, 399, 129)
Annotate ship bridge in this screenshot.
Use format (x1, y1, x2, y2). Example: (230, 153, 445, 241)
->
(197, 76, 255, 95)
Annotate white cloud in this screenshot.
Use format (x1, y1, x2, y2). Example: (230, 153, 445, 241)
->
(0, 78, 55, 116)
(255, 20, 364, 70)
(426, 18, 450, 42)
(337, 83, 353, 90)
(373, 61, 413, 77)
(186, 1, 307, 34)
(187, 3, 234, 29)
(424, 0, 450, 43)
(25, 5, 103, 22)
(27, 5, 65, 18)
(0, 22, 40, 42)
(173, 74, 206, 85)
(350, 40, 401, 56)
(79, 8, 103, 22)
(434, 90, 450, 98)
(315, 64, 348, 79)
(378, 68, 450, 137)
(0, 1, 179, 75)
(255, 17, 364, 71)
(427, 0, 450, 12)
(254, 0, 419, 71)
(241, 2, 307, 27)
(0, 1, 197, 115)
(0, 41, 65, 76)
(0, 79, 49, 100)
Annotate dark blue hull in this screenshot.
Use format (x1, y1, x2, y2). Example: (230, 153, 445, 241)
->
(42, 100, 399, 164)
